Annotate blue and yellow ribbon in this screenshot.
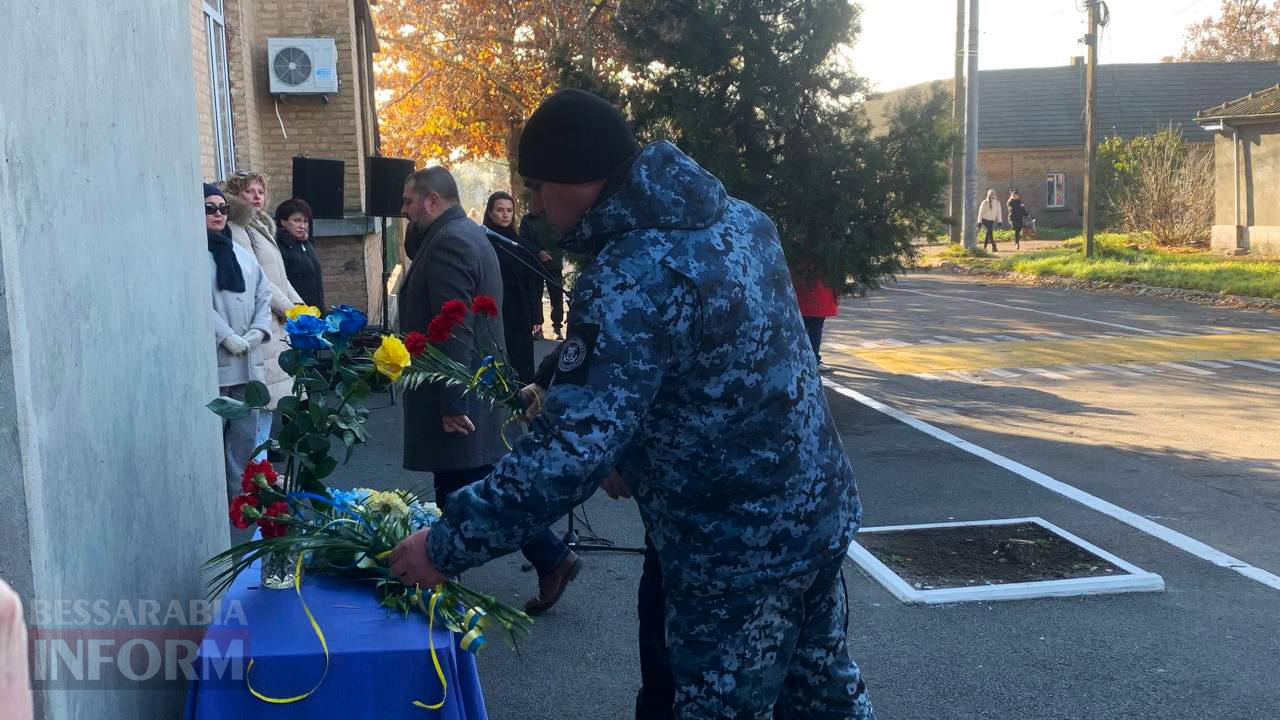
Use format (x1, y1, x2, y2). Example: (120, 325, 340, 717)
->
(246, 554, 330, 704)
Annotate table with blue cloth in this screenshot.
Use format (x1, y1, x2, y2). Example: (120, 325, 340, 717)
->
(183, 555, 487, 720)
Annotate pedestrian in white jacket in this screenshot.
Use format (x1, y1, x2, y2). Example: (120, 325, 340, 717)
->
(206, 184, 273, 499)
(978, 188, 1004, 252)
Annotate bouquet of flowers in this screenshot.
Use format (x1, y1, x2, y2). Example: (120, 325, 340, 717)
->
(205, 300, 534, 673)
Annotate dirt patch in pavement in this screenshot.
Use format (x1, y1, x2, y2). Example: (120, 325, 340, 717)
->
(856, 522, 1124, 589)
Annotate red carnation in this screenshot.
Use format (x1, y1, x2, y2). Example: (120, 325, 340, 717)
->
(472, 295, 499, 318)
(441, 300, 468, 324)
(239, 459, 279, 494)
(229, 495, 260, 530)
(404, 331, 428, 357)
(426, 315, 454, 344)
(258, 501, 291, 539)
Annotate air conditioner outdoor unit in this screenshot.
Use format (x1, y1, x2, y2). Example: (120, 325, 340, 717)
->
(267, 37, 338, 95)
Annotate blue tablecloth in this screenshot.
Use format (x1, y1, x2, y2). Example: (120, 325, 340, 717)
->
(183, 558, 487, 720)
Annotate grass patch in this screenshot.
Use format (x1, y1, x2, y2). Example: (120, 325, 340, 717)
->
(973, 233, 1280, 299)
(931, 226, 1077, 244)
(938, 244, 993, 259)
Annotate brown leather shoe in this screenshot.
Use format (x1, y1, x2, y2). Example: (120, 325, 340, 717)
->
(524, 552, 583, 616)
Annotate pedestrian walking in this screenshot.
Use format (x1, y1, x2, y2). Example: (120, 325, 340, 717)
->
(274, 198, 325, 310)
(483, 191, 541, 383)
(205, 183, 272, 499)
(398, 168, 580, 615)
(1007, 189, 1029, 250)
(793, 269, 839, 372)
(223, 172, 305, 448)
(978, 188, 1004, 252)
(389, 90, 874, 720)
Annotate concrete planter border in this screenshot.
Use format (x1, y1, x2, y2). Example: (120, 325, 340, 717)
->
(846, 516, 1165, 605)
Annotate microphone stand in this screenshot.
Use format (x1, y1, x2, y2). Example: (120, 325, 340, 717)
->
(485, 227, 644, 556)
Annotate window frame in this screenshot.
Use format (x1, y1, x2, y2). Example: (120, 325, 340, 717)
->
(203, 1, 236, 180)
(1045, 172, 1067, 210)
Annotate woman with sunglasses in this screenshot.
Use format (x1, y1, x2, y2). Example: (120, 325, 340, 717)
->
(206, 183, 273, 499)
(222, 171, 305, 453)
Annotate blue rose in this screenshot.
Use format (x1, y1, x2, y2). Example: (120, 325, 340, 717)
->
(326, 304, 367, 337)
(285, 314, 331, 350)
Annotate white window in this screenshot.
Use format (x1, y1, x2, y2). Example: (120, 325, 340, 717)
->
(1045, 172, 1066, 209)
(204, 1, 236, 179)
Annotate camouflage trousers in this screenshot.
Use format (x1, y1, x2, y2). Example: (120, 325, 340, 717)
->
(665, 559, 874, 720)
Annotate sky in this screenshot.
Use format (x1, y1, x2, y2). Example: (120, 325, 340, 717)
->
(848, 0, 1227, 92)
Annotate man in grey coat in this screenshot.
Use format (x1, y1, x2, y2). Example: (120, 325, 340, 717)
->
(398, 168, 581, 613)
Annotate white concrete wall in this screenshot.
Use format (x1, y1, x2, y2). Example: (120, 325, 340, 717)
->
(0, 3, 229, 718)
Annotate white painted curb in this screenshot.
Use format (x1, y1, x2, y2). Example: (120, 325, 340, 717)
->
(846, 517, 1166, 605)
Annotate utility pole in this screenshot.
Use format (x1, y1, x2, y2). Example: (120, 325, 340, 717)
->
(961, 0, 980, 250)
(949, 0, 966, 245)
(1083, 0, 1099, 258)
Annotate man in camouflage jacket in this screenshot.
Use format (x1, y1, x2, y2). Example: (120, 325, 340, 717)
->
(391, 89, 874, 719)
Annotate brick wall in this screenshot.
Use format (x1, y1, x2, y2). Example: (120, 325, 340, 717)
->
(976, 147, 1086, 228)
(191, 0, 381, 311)
(190, 0, 217, 180)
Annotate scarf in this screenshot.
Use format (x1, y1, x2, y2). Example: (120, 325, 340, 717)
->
(208, 229, 246, 293)
(483, 216, 519, 241)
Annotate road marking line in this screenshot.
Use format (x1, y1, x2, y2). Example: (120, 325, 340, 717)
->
(1024, 367, 1072, 380)
(973, 337, 999, 343)
(1192, 360, 1233, 369)
(917, 339, 942, 345)
(1060, 365, 1096, 375)
(1159, 330, 1194, 336)
(911, 373, 944, 381)
(935, 335, 964, 342)
(825, 343, 853, 352)
(1268, 326, 1280, 331)
(1229, 360, 1280, 373)
(879, 339, 912, 347)
(884, 286, 1160, 334)
(946, 370, 986, 383)
(1125, 364, 1162, 373)
(823, 378, 1280, 592)
(1089, 363, 1144, 377)
(1250, 328, 1276, 333)
(1102, 331, 1131, 337)
(1256, 359, 1280, 368)
(1204, 328, 1236, 334)
(993, 335, 1022, 342)
(983, 368, 1020, 378)
(859, 340, 886, 348)
(1160, 362, 1215, 376)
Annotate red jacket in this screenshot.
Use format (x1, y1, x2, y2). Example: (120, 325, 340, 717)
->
(794, 276, 838, 317)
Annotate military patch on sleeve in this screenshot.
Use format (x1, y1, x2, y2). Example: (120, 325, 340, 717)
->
(555, 324, 600, 385)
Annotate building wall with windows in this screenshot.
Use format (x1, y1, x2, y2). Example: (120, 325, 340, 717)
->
(975, 147, 1085, 227)
(190, 0, 386, 316)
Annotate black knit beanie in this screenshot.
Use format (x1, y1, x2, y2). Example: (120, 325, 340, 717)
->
(518, 89, 639, 183)
(203, 182, 226, 201)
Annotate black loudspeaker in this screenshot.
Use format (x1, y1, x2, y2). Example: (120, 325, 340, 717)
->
(366, 156, 416, 217)
(292, 156, 345, 219)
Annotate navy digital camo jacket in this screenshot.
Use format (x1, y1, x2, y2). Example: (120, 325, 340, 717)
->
(427, 141, 863, 596)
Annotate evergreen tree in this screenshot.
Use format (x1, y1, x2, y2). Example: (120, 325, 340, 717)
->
(613, 0, 950, 293)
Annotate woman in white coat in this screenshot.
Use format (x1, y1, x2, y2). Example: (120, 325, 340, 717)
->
(222, 172, 304, 451)
(206, 184, 273, 498)
(978, 188, 1004, 252)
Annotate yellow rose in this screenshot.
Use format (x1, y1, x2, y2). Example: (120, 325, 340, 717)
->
(285, 304, 322, 321)
(373, 335, 411, 382)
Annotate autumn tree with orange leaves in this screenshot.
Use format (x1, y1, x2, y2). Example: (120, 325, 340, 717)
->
(1174, 0, 1280, 61)
(373, 0, 619, 195)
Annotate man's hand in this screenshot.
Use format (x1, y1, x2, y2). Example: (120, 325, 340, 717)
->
(519, 384, 546, 422)
(538, 251, 552, 263)
(388, 529, 446, 589)
(442, 414, 475, 435)
(600, 469, 631, 500)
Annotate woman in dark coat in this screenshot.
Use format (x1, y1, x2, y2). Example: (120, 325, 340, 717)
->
(482, 192, 541, 383)
(1007, 190, 1028, 251)
(274, 198, 325, 309)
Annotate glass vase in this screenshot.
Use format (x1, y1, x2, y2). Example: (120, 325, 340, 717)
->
(261, 550, 300, 590)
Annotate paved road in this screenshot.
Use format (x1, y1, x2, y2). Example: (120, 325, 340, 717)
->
(328, 275, 1280, 718)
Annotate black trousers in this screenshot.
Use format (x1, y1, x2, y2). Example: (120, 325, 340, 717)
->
(981, 220, 997, 251)
(636, 535, 675, 720)
(545, 266, 565, 331)
(803, 316, 826, 364)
